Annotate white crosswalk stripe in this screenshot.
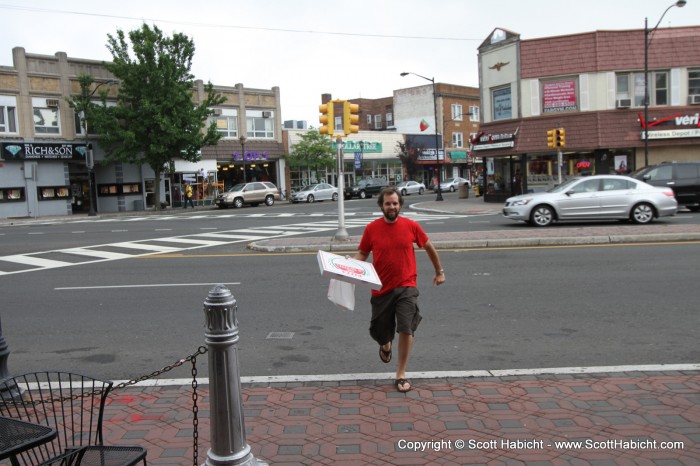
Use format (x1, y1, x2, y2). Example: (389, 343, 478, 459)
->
(0, 213, 463, 275)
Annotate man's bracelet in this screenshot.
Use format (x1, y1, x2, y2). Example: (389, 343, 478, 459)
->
(437, 269, 444, 274)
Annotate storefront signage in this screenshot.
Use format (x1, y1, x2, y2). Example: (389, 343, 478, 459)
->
(232, 150, 269, 162)
(332, 141, 382, 153)
(1, 142, 86, 161)
(641, 128, 700, 140)
(471, 130, 516, 151)
(473, 141, 515, 151)
(639, 112, 700, 129)
(543, 79, 577, 113)
(417, 149, 445, 161)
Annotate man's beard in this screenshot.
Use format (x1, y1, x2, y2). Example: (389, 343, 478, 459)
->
(382, 208, 399, 222)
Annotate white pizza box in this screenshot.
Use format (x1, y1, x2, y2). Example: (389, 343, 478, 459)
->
(317, 250, 382, 290)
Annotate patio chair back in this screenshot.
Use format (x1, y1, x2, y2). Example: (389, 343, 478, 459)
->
(0, 371, 146, 466)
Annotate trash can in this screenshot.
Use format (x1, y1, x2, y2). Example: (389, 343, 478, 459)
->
(133, 199, 144, 211)
(458, 182, 470, 199)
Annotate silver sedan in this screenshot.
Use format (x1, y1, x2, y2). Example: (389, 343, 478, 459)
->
(437, 177, 469, 192)
(396, 181, 426, 196)
(502, 175, 677, 227)
(290, 183, 338, 203)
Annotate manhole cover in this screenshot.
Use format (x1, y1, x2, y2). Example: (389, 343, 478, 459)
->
(266, 332, 295, 340)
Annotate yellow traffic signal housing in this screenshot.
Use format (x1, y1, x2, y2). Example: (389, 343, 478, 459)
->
(343, 101, 360, 136)
(546, 129, 556, 148)
(319, 103, 334, 135)
(555, 128, 566, 147)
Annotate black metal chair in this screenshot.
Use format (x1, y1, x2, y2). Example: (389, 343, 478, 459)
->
(0, 372, 147, 466)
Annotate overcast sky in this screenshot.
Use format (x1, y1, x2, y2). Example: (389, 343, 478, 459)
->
(1, 0, 697, 126)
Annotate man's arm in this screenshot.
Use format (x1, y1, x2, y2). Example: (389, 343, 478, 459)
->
(423, 240, 445, 286)
(353, 250, 369, 261)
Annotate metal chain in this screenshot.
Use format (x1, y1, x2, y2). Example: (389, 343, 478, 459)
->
(113, 346, 208, 390)
(191, 347, 201, 466)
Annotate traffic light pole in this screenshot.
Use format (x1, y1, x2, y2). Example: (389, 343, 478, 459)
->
(334, 137, 349, 241)
(557, 149, 563, 185)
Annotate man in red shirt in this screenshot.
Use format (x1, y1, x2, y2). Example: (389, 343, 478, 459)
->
(353, 187, 445, 392)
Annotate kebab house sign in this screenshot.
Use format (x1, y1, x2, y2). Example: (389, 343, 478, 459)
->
(471, 130, 516, 151)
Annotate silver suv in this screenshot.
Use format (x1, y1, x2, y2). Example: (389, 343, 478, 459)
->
(215, 182, 280, 209)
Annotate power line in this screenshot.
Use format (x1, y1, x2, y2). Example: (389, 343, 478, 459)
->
(0, 4, 479, 41)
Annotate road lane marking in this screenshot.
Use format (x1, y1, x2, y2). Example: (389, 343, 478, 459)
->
(54, 282, 241, 290)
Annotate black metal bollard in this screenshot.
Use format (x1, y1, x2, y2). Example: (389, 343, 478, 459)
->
(203, 285, 267, 466)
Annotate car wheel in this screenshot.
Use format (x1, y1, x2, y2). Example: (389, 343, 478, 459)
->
(359, 190, 367, 199)
(265, 195, 275, 206)
(688, 205, 700, 212)
(233, 198, 244, 209)
(450, 186, 456, 192)
(631, 202, 654, 224)
(307, 194, 315, 203)
(332, 193, 338, 201)
(529, 205, 554, 227)
(418, 188, 424, 195)
(401, 189, 407, 196)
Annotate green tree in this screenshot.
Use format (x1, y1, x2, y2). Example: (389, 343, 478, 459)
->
(95, 24, 225, 210)
(285, 129, 335, 182)
(396, 139, 423, 182)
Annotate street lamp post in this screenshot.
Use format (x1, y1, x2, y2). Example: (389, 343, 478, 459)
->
(401, 71, 443, 201)
(80, 79, 116, 216)
(643, 0, 686, 167)
(239, 136, 247, 183)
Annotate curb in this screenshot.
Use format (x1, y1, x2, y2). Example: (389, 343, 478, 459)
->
(248, 231, 700, 253)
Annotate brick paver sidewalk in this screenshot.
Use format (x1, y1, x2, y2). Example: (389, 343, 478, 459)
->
(99, 371, 700, 465)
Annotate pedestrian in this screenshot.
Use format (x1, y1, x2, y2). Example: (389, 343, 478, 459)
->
(184, 183, 195, 208)
(353, 187, 445, 393)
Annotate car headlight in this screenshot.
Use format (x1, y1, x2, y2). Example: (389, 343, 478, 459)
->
(509, 198, 533, 207)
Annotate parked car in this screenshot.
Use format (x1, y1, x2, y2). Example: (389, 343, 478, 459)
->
(631, 161, 700, 212)
(215, 181, 280, 208)
(436, 177, 469, 192)
(290, 183, 338, 203)
(502, 175, 677, 227)
(396, 180, 426, 196)
(344, 177, 389, 199)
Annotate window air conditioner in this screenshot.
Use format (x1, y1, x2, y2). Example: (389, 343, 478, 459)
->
(615, 99, 631, 109)
(689, 95, 700, 105)
(46, 99, 60, 108)
(262, 111, 272, 118)
(212, 108, 222, 116)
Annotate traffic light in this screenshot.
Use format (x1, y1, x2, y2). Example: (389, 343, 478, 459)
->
(547, 129, 556, 148)
(555, 128, 566, 148)
(319, 103, 334, 135)
(343, 101, 359, 136)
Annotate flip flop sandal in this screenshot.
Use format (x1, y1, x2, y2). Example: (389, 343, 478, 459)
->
(379, 345, 392, 363)
(395, 378, 411, 393)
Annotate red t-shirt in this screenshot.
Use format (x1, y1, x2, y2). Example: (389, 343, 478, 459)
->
(358, 216, 429, 296)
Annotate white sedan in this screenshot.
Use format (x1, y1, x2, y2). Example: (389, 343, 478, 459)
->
(290, 183, 338, 203)
(502, 175, 677, 226)
(396, 181, 426, 196)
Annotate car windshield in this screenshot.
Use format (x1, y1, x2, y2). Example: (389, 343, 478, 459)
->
(397, 182, 407, 187)
(227, 183, 246, 192)
(299, 185, 314, 192)
(548, 178, 583, 193)
(443, 178, 455, 184)
(630, 167, 650, 178)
